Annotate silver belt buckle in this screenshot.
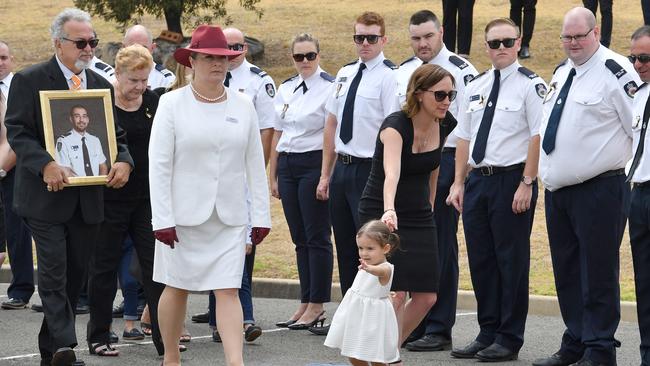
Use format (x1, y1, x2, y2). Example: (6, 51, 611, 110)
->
(481, 166, 494, 176)
(341, 154, 352, 164)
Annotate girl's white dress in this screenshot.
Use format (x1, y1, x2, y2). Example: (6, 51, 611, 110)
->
(324, 262, 399, 363)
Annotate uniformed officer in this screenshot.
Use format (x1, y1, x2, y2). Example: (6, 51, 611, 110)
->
(56, 105, 108, 177)
(316, 11, 399, 297)
(123, 25, 176, 90)
(447, 17, 545, 362)
(623, 25, 650, 366)
(396, 10, 477, 353)
(89, 55, 115, 83)
(533, 7, 640, 366)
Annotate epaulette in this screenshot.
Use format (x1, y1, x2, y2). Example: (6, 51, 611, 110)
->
(383, 59, 398, 70)
(470, 70, 487, 82)
(250, 66, 268, 78)
(95, 61, 113, 72)
(517, 66, 539, 79)
(638, 82, 649, 92)
(282, 74, 299, 84)
(155, 63, 174, 77)
(320, 72, 335, 82)
(553, 60, 567, 74)
(449, 55, 469, 70)
(59, 131, 72, 138)
(344, 60, 359, 67)
(400, 56, 418, 66)
(605, 59, 627, 79)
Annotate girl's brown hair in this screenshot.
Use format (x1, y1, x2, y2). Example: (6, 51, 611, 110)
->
(357, 220, 400, 256)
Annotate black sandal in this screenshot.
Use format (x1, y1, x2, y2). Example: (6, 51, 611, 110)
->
(88, 342, 119, 357)
(141, 322, 152, 336)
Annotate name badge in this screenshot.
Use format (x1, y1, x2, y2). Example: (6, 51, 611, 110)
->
(238, 88, 245, 93)
(226, 117, 238, 124)
(469, 94, 480, 102)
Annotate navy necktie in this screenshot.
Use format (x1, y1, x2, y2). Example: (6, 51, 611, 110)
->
(542, 68, 576, 155)
(627, 92, 650, 182)
(224, 71, 232, 87)
(81, 137, 93, 176)
(294, 81, 307, 94)
(340, 63, 366, 144)
(472, 69, 500, 164)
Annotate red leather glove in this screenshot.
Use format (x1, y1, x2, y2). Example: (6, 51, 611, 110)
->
(154, 227, 179, 249)
(250, 227, 270, 245)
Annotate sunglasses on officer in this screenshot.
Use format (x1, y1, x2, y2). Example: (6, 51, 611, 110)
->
(629, 54, 650, 64)
(228, 43, 245, 51)
(353, 34, 381, 45)
(62, 37, 99, 50)
(486, 38, 517, 49)
(422, 89, 457, 102)
(292, 52, 318, 62)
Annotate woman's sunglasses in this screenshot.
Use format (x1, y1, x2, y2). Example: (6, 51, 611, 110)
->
(422, 90, 457, 102)
(486, 38, 516, 50)
(292, 52, 318, 62)
(62, 37, 99, 50)
(629, 54, 650, 64)
(353, 35, 381, 45)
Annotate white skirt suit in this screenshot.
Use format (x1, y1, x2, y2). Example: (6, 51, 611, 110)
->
(149, 86, 271, 291)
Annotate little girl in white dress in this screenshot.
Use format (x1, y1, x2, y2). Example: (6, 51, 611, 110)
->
(324, 220, 400, 365)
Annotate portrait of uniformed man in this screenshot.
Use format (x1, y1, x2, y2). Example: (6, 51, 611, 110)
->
(56, 104, 107, 177)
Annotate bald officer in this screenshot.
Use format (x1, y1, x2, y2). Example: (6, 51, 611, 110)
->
(626, 25, 650, 366)
(122, 25, 176, 90)
(447, 17, 545, 362)
(533, 7, 640, 366)
(396, 9, 477, 353)
(56, 105, 107, 177)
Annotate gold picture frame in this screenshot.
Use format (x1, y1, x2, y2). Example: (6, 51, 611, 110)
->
(40, 89, 117, 186)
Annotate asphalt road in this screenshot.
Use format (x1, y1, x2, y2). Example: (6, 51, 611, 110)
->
(0, 284, 642, 365)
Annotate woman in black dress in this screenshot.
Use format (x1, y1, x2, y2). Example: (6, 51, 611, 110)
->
(358, 64, 457, 349)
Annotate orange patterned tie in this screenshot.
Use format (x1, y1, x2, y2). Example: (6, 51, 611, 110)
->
(70, 74, 82, 90)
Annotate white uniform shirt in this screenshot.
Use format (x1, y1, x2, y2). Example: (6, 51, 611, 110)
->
(0, 72, 12, 101)
(630, 83, 650, 183)
(539, 46, 640, 191)
(456, 61, 546, 167)
(89, 56, 115, 83)
(56, 129, 106, 176)
(274, 67, 334, 153)
(228, 59, 276, 130)
(325, 52, 399, 158)
(148, 64, 176, 90)
(55, 56, 88, 90)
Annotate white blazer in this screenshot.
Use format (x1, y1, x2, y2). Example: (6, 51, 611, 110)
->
(149, 86, 271, 230)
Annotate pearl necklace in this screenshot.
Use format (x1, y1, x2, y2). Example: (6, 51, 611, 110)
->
(190, 82, 226, 102)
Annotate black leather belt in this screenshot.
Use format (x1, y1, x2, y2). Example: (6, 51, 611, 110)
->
(473, 163, 525, 177)
(594, 168, 625, 179)
(441, 147, 456, 154)
(634, 181, 650, 189)
(337, 153, 372, 165)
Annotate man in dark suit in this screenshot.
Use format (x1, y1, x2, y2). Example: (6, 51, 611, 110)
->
(5, 8, 132, 366)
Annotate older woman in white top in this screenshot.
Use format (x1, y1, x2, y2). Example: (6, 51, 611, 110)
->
(148, 25, 271, 366)
(269, 33, 333, 331)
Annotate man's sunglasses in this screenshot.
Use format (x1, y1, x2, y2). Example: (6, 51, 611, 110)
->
(228, 43, 245, 51)
(422, 90, 457, 102)
(292, 52, 318, 62)
(62, 37, 99, 49)
(629, 54, 650, 64)
(353, 34, 381, 45)
(486, 38, 516, 50)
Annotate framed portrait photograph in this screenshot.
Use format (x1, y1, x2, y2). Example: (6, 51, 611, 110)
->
(39, 89, 117, 186)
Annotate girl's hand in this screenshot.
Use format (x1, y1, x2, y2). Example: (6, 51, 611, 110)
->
(381, 209, 398, 231)
(358, 258, 369, 271)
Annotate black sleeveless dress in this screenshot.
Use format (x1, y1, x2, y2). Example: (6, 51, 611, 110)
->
(358, 110, 456, 292)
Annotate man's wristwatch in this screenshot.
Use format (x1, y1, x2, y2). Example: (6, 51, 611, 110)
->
(521, 175, 536, 186)
(0, 169, 6, 179)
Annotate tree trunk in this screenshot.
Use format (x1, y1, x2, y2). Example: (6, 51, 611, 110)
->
(163, 4, 183, 35)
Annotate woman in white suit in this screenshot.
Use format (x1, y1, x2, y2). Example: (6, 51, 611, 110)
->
(148, 25, 271, 366)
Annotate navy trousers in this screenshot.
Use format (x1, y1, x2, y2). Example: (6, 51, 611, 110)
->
(644, 0, 650, 25)
(462, 168, 536, 352)
(509, 0, 537, 47)
(582, 0, 613, 47)
(442, 0, 476, 55)
(545, 175, 628, 365)
(423, 150, 459, 339)
(2, 169, 34, 303)
(330, 159, 372, 295)
(627, 185, 650, 365)
(278, 151, 333, 303)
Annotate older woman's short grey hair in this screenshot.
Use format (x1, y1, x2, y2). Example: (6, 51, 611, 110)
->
(50, 8, 92, 42)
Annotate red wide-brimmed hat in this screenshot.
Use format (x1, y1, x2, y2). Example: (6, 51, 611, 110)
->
(174, 25, 242, 68)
